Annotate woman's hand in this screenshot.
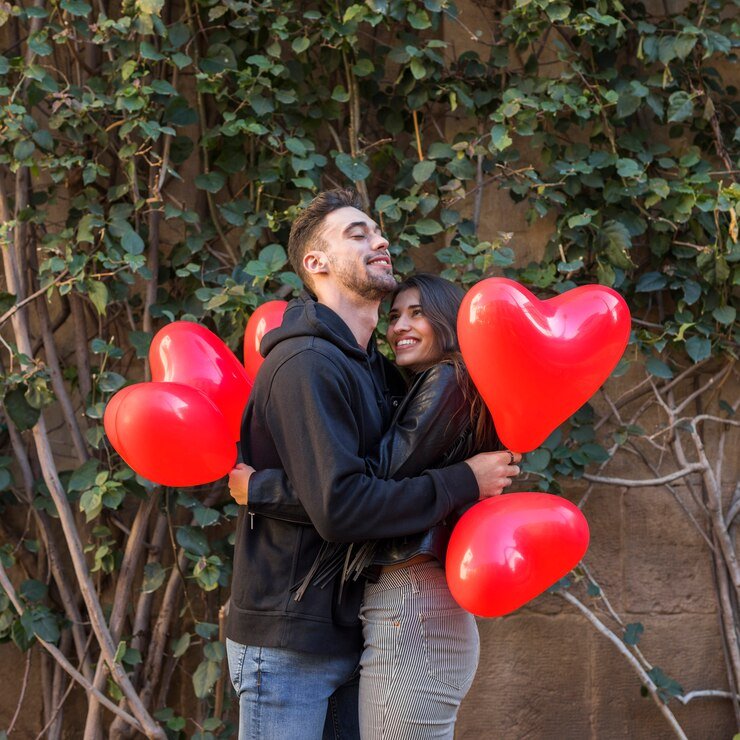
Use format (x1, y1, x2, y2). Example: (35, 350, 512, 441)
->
(464, 450, 522, 499)
(228, 463, 255, 506)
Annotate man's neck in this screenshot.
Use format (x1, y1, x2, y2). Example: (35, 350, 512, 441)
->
(315, 289, 380, 349)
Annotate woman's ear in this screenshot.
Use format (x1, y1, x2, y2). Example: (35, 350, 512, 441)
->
(304, 250, 329, 278)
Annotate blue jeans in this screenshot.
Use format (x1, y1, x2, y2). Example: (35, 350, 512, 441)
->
(226, 638, 361, 740)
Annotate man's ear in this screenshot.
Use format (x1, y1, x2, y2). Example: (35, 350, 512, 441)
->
(303, 250, 329, 278)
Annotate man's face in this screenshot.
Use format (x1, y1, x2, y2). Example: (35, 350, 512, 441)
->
(316, 207, 396, 300)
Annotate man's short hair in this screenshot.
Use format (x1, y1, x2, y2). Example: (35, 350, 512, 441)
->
(288, 189, 365, 290)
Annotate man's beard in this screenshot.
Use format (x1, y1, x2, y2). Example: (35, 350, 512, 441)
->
(329, 254, 396, 301)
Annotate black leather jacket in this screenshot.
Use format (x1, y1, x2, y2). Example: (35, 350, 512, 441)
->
(248, 362, 488, 576)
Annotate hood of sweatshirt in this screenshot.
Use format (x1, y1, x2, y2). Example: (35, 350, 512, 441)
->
(260, 292, 371, 362)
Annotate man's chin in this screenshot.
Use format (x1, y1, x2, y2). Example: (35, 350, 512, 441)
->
(365, 274, 397, 299)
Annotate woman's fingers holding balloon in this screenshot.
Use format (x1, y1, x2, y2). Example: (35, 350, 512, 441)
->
(503, 450, 522, 465)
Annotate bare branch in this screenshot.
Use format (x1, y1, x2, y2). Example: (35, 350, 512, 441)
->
(0, 560, 145, 734)
(0, 270, 69, 328)
(676, 690, 740, 705)
(559, 590, 688, 740)
(674, 362, 734, 415)
(582, 463, 706, 487)
(7, 646, 33, 735)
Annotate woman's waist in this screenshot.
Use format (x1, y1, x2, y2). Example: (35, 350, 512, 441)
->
(372, 524, 450, 567)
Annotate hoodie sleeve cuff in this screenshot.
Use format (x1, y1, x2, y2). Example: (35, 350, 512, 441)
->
(427, 461, 479, 511)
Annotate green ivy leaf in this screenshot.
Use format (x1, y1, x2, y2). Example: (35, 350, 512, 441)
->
(667, 92, 694, 123)
(258, 244, 288, 272)
(68, 459, 101, 492)
(623, 622, 644, 646)
(712, 306, 736, 325)
(13, 140, 36, 161)
(685, 335, 711, 363)
(635, 272, 667, 292)
(292, 37, 310, 54)
(490, 124, 512, 151)
(171, 632, 191, 658)
(122, 229, 145, 255)
(194, 506, 220, 528)
(87, 281, 109, 316)
(193, 659, 221, 699)
(137, 0, 164, 15)
(646, 357, 674, 379)
(97, 372, 127, 393)
(129, 331, 153, 359)
(4, 388, 40, 431)
(195, 172, 226, 193)
(334, 153, 370, 182)
(176, 526, 209, 556)
(414, 219, 443, 236)
(353, 59, 374, 77)
(61, 0, 93, 15)
(20, 579, 47, 603)
(616, 91, 642, 118)
(412, 160, 436, 184)
(523, 448, 551, 472)
(142, 562, 167, 593)
(21, 607, 59, 644)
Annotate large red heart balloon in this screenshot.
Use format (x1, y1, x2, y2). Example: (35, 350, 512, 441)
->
(445, 493, 589, 617)
(243, 300, 287, 382)
(458, 278, 630, 452)
(105, 382, 236, 487)
(149, 321, 252, 442)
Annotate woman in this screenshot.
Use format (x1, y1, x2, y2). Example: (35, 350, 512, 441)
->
(229, 274, 519, 739)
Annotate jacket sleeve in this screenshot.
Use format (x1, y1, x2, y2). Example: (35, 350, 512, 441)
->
(247, 363, 473, 526)
(247, 468, 312, 525)
(249, 350, 478, 542)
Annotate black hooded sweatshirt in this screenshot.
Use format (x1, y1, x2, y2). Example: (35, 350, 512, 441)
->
(226, 294, 479, 655)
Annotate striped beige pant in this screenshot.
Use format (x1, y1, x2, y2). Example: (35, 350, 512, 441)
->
(359, 560, 480, 740)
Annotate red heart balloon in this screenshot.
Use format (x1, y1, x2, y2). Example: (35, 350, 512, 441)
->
(243, 301, 287, 382)
(105, 382, 236, 487)
(103, 384, 137, 453)
(149, 321, 252, 442)
(458, 278, 630, 452)
(445, 493, 589, 617)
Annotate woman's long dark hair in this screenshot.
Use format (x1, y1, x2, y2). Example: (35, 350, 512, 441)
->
(391, 273, 500, 453)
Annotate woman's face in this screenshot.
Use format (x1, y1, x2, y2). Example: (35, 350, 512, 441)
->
(386, 288, 441, 372)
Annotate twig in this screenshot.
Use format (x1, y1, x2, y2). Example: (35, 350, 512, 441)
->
(7, 645, 33, 734)
(582, 463, 706, 487)
(559, 590, 688, 740)
(0, 270, 69, 328)
(0, 560, 146, 734)
(674, 362, 734, 415)
(412, 110, 424, 161)
(676, 689, 740, 705)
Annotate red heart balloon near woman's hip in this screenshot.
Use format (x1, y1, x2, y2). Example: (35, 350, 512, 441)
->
(446, 493, 590, 617)
(458, 278, 631, 452)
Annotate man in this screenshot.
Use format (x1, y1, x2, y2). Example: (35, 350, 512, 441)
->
(226, 189, 520, 739)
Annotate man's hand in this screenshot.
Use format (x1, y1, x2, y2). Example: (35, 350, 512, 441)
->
(228, 463, 255, 506)
(464, 450, 522, 499)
